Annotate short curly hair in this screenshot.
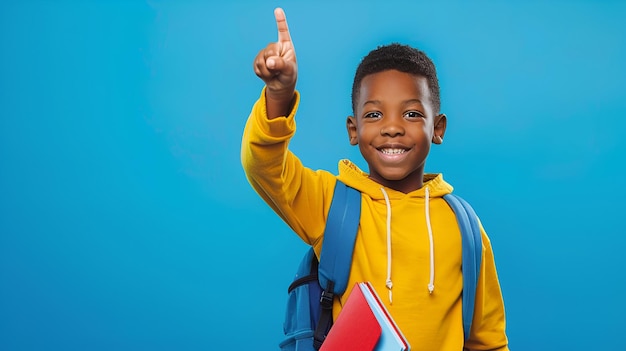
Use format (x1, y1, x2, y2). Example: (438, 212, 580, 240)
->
(351, 43, 441, 114)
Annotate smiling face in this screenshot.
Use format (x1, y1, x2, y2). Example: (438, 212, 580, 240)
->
(347, 69, 446, 193)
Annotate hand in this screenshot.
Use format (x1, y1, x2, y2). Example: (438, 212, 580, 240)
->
(253, 8, 297, 116)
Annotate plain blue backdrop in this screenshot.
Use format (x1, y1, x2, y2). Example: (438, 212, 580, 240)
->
(1, 1, 625, 350)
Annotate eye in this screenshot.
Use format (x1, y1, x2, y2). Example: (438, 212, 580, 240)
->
(404, 110, 424, 119)
(363, 111, 382, 119)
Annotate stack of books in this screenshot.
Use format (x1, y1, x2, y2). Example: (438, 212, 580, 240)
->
(320, 282, 410, 351)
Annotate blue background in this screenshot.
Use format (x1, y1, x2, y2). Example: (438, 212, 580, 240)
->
(1, 1, 625, 350)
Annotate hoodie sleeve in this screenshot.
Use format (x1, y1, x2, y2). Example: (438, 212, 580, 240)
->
(464, 226, 510, 351)
(240, 88, 335, 249)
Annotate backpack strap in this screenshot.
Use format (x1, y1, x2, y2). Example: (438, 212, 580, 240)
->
(313, 180, 361, 349)
(443, 193, 483, 342)
(318, 180, 361, 293)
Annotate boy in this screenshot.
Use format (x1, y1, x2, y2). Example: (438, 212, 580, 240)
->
(241, 7, 509, 351)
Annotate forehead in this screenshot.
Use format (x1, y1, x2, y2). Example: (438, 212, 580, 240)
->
(357, 70, 432, 109)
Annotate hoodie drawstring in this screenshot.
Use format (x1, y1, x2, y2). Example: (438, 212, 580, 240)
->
(380, 187, 393, 304)
(425, 187, 435, 294)
(380, 186, 436, 303)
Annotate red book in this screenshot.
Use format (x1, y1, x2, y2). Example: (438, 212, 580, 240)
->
(321, 282, 411, 351)
(359, 282, 410, 350)
(320, 283, 382, 351)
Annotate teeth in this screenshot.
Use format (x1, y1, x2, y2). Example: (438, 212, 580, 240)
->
(381, 148, 406, 155)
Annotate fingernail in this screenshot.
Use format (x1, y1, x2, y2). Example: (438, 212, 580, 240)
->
(267, 58, 275, 68)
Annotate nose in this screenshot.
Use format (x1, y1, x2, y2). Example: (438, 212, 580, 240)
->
(380, 116, 405, 137)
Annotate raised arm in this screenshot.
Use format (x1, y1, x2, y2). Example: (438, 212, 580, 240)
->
(242, 8, 335, 248)
(252, 8, 298, 119)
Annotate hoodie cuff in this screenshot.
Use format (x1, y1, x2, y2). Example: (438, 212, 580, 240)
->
(253, 87, 300, 139)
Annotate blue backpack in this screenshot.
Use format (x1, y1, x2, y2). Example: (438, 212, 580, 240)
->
(279, 181, 483, 351)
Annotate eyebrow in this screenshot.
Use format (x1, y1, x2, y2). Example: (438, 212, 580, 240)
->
(362, 99, 424, 108)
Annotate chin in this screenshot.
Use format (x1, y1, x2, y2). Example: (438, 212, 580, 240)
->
(379, 172, 411, 182)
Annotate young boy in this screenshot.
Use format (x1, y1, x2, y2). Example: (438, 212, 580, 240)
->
(241, 8, 509, 351)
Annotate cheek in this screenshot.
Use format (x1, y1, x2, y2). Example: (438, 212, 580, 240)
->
(357, 125, 378, 138)
(419, 124, 434, 139)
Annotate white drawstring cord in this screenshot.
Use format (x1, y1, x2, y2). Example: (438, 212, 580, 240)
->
(380, 187, 393, 304)
(425, 187, 435, 294)
(380, 186, 435, 300)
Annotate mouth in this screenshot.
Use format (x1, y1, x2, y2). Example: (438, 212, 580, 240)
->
(376, 145, 411, 162)
(378, 147, 408, 155)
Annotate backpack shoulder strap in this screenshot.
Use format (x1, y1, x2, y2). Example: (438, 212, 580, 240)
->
(318, 180, 361, 295)
(313, 180, 361, 350)
(443, 193, 483, 341)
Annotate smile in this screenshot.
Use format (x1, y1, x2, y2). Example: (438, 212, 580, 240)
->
(376, 146, 411, 162)
(380, 148, 407, 155)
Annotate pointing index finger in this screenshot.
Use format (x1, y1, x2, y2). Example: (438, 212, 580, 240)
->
(274, 8, 292, 45)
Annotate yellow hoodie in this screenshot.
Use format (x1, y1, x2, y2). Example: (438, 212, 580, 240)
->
(241, 89, 509, 351)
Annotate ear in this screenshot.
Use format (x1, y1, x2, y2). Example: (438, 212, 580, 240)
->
(432, 113, 447, 145)
(346, 116, 358, 145)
